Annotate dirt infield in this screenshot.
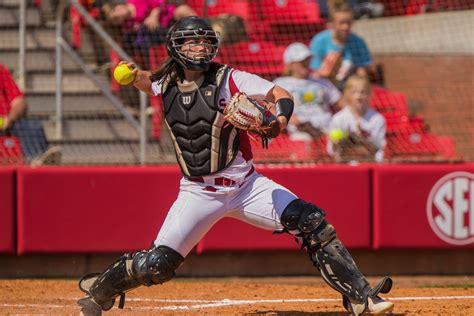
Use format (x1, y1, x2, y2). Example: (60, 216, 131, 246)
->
(1, 276, 473, 315)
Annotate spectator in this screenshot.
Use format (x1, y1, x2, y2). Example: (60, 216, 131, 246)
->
(102, 0, 196, 68)
(310, 0, 372, 89)
(348, 0, 384, 19)
(273, 43, 342, 141)
(319, 0, 384, 19)
(327, 74, 385, 162)
(0, 64, 61, 165)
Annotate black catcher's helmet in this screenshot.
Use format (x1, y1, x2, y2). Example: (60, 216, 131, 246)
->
(166, 16, 220, 71)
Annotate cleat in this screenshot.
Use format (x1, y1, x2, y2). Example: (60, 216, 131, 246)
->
(343, 295, 394, 315)
(77, 296, 102, 316)
(367, 295, 394, 314)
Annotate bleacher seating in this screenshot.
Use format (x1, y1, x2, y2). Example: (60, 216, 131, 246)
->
(251, 133, 311, 162)
(187, 0, 255, 21)
(218, 41, 286, 80)
(371, 87, 456, 160)
(145, 1, 460, 163)
(257, 0, 324, 45)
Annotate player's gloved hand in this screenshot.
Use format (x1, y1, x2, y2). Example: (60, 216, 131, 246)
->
(224, 92, 278, 138)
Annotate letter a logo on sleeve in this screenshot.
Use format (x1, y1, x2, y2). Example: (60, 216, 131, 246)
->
(427, 172, 474, 245)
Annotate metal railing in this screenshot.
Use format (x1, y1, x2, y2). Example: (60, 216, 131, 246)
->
(55, 0, 147, 164)
(17, 0, 26, 90)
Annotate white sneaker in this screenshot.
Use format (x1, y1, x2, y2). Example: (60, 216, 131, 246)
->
(344, 295, 394, 315)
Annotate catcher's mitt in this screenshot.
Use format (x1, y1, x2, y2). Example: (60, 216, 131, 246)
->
(224, 93, 279, 141)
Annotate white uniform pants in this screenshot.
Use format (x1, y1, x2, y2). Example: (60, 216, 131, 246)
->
(154, 171, 297, 257)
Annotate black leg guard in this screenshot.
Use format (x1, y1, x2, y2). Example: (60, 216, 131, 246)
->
(78, 245, 184, 311)
(281, 199, 372, 305)
(310, 223, 370, 303)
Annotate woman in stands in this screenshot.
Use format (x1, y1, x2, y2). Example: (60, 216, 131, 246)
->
(76, 16, 394, 316)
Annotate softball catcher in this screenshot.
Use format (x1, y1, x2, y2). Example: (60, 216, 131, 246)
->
(77, 16, 394, 316)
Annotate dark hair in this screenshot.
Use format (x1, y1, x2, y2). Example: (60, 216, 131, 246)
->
(150, 58, 184, 84)
(150, 59, 223, 85)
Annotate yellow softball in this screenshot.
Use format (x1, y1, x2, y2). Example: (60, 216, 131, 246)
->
(329, 128, 347, 143)
(113, 64, 136, 85)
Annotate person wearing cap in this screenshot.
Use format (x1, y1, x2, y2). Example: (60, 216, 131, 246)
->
(273, 42, 342, 142)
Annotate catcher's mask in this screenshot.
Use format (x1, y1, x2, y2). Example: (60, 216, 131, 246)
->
(166, 16, 220, 72)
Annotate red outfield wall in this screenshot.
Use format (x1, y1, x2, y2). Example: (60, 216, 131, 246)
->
(372, 164, 474, 249)
(0, 168, 15, 253)
(9, 163, 474, 254)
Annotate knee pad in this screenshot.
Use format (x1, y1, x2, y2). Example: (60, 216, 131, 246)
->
(131, 245, 184, 286)
(281, 199, 326, 233)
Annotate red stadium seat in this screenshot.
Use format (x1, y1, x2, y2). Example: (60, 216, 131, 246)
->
(371, 86, 408, 115)
(383, 112, 427, 134)
(385, 132, 456, 160)
(149, 45, 169, 70)
(0, 136, 23, 165)
(258, 0, 322, 25)
(251, 133, 311, 162)
(257, 0, 324, 45)
(187, 0, 255, 20)
(150, 96, 164, 140)
(218, 41, 285, 80)
(310, 136, 332, 161)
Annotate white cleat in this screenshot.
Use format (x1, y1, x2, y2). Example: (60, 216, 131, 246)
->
(367, 295, 394, 314)
(77, 296, 102, 316)
(343, 295, 394, 315)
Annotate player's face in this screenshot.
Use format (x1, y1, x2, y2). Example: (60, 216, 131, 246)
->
(181, 37, 213, 61)
(331, 12, 354, 42)
(347, 81, 370, 113)
(289, 57, 311, 79)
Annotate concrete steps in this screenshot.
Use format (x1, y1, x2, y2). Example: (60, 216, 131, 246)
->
(27, 93, 120, 116)
(0, 27, 95, 54)
(26, 71, 107, 93)
(2, 49, 80, 72)
(48, 141, 176, 165)
(0, 7, 40, 27)
(0, 3, 173, 165)
(42, 118, 139, 141)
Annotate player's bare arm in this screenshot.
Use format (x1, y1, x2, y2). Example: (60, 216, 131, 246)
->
(265, 85, 294, 131)
(3, 96, 27, 130)
(132, 70, 153, 95)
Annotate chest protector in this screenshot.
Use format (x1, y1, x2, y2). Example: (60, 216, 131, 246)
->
(162, 64, 239, 177)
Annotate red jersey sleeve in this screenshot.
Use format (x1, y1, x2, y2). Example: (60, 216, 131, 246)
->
(0, 65, 23, 115)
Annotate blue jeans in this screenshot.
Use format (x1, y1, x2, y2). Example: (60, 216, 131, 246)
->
(10, 119, 49, 162)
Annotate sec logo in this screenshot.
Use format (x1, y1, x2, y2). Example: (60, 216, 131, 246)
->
(427, 172, 474, 245)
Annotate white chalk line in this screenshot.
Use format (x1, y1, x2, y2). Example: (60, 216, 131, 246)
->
(1, 295, 474, 311)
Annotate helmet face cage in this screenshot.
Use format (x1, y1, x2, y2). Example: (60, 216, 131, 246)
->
(168, 28, 220, 70)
